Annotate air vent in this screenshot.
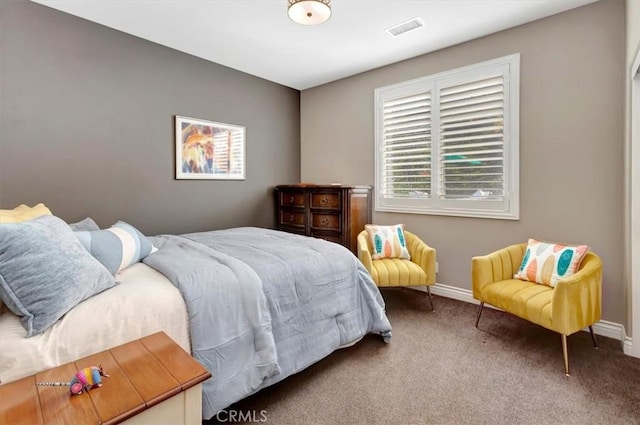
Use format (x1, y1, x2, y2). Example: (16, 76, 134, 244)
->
(387, 17, 424, 37)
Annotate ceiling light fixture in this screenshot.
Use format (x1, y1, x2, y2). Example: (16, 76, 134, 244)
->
(288, 0, 331, 26)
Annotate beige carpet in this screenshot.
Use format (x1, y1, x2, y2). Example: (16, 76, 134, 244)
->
(205, 289, 640, 425)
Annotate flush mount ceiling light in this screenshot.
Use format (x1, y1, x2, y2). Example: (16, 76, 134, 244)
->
(288, 0, 332, 26)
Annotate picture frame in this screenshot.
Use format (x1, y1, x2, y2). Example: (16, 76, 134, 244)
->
(175, 115, 246, 180)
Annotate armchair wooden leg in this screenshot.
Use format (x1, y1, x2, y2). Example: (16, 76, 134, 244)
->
(561, 334, 570, 376)
(474, 302, 484, 328)
(426, 286, 434, 311)
(589, 326, 598, 349)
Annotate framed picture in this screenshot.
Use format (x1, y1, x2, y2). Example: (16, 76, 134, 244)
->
(175, 115, 246, 180)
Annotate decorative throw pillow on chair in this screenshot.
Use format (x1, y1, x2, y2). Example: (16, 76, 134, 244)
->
(365, 224, 411, 260)
(514, 238, 589, 287)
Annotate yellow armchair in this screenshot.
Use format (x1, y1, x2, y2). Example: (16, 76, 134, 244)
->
(358, 229, 436, 310)
(472, 243, 602, 375)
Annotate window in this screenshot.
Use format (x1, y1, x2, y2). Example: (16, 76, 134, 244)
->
(374, 54, 519, 219)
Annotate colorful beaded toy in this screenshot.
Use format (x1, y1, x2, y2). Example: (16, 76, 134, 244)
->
(36, 365, 109, 395)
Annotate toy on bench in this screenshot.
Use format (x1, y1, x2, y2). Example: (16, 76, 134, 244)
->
(36, 365, 109, 395)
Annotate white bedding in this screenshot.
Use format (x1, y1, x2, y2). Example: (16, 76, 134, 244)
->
(0, 263, 190, 385)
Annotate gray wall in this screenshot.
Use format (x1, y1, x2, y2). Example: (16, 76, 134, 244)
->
(0, 0, 300, 235)
(301, 2, 626, 326)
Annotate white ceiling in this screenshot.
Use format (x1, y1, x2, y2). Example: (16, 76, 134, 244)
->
(32, 0, 597, 90)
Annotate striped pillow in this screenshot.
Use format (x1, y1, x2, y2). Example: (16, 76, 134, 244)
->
(75, 221, 156, 275)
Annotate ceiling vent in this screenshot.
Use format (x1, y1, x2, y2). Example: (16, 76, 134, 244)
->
(387, 17, 424, 37)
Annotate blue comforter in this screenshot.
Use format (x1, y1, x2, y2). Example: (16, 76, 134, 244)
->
(144, 227, 391, 420)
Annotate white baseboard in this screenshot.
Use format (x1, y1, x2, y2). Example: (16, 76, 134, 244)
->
(623, 336, 634, 356)
(409, 283, 633, 355)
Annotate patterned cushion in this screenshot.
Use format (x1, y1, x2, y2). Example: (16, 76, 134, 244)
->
(74, 221, 156, 275)
(0, 215, 116, 336)
(0, 203, 51, 223)
(365, 224, 411, 260)
(514, 238, 589, 287)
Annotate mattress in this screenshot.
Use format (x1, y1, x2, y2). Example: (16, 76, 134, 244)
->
(0, 263, 190, 385)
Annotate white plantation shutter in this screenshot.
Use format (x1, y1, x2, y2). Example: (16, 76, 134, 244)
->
(375, 54, 519, 219)
(438, 75, 505, 201)
(381, 92, 432, 199)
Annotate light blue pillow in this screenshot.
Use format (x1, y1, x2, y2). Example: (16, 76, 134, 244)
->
(68, 217, 100, 232)
(0, 215, 116, 337)
(74, 221, 156, 275)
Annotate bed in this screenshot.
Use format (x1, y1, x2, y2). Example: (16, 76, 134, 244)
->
(0, 262, 191, 383)
(0, 212, 392, 420)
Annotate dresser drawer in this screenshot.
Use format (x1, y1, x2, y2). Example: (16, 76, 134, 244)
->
(310, 212, 341, 231)
(280, 210, 306, 227)
(310, 192, 340, 210)
(280, 191, 307, 208)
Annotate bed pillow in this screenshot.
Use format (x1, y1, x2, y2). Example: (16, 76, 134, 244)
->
(365, 224, 411, 260)
(0, 203, 52, 223)
(514, 238, 589, 287)
(74, 221, 156, 275)
(0, 215, 116, 337)
(68, 217, 100, 232)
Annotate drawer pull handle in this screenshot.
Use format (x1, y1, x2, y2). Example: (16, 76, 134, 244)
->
(289, 196, 295, 203)
(320, 197, 328, 205)
(288, 215, 295, 222)
(320, 218, 329, 225)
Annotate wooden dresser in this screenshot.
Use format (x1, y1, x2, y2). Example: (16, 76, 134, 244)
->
(274, 184, 372, 254)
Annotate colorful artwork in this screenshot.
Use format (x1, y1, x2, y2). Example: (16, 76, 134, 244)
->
(175, 116, 245, 180)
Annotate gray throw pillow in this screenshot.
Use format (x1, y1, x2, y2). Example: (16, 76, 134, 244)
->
(0, 215, 116, 337)
(68, 217, 100, 231)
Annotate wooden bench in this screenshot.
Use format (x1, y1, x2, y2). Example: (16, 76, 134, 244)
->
(0, 332, 211, 425)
